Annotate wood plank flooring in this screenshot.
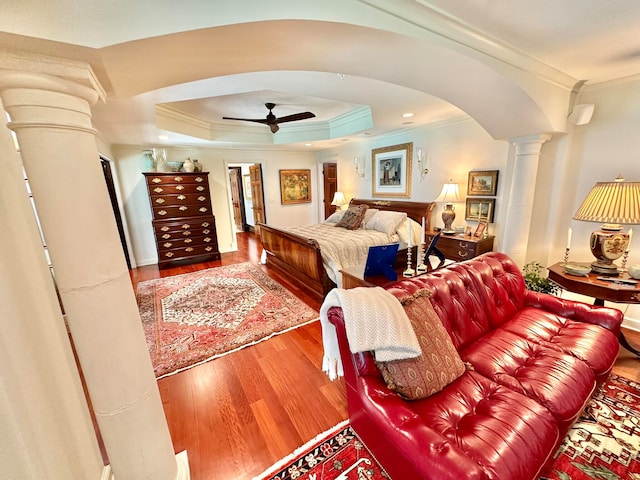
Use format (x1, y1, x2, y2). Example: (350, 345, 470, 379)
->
(129, 232, 640, 480)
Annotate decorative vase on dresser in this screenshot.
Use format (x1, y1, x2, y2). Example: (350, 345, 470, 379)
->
(143, 172, 221, 268)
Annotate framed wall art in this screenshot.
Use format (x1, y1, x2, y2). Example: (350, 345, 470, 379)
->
(279, 169, 312, 205)
(467, 170, 499, 196)
(465, 198, 495, 223)
(243, 174, 252, 201)
(371, 142, 412, 198)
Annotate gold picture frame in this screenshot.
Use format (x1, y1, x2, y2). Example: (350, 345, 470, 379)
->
(467, 170, 499, 196)
(465, 198, 495, 223)
(279, 169, 312, 204)
(372, 142, 412, 198)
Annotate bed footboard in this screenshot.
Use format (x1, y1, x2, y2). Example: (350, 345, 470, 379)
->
(258, 223, 335, 303)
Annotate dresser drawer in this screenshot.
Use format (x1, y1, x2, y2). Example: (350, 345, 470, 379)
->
(157, 235, 218, 252)
(155, 226, 215, 241)
(153, 217, 216, 234)
(149, 193, 211, 207)
(148, 183, 209, 195)
(152, 204, 211, 219)
(145, 174, 208, 186)
(426, 231, 494, 262)
(157, 243, 220, 262)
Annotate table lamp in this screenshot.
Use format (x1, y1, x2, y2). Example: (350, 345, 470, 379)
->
(331, 191, 347, 211)
(573, 176, 640, 275)
(435, 180, 459, 234)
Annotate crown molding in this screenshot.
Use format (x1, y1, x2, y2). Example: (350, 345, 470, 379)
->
(357, 0, 577, 90)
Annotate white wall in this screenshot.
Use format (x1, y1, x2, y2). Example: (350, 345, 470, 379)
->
(317, 117, 510, 243)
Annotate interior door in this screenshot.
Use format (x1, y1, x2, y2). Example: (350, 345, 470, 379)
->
(323, 162, 338, 219)
(228, 167, 245, 232)
(249, 164, 266, 234)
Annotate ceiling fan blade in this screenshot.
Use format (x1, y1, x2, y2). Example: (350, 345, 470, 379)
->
(222, 116, 269, 124)
(275, 112, 316, 124)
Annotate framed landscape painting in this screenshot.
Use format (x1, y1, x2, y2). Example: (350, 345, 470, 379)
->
(467, 170, 499, 196)
(465, 198, 496, 223)
(372, 142, 412, 198)
(280, 169, 312, 204)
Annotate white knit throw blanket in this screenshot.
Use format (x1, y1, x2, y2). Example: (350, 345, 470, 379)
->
(319, 286, 422, 381)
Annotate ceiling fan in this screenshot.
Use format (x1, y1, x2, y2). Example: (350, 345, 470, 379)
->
(222, 102, 316, 133)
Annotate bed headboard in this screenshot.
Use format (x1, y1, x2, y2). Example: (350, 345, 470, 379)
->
(349, 198, 437, 231)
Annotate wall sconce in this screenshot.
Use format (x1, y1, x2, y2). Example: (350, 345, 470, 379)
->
(416, 147, 428, 181)
(354, 156, 365, 177)
(331, 191, 348, 211)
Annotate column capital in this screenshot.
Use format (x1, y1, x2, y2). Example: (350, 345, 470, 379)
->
(0, 48, 105, 102)
(509, 133, 553, 156)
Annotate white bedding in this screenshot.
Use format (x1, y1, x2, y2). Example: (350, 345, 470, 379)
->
(283, 223, 399, 287)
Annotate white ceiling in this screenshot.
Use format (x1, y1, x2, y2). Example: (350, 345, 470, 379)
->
(2, 0, 639, 150)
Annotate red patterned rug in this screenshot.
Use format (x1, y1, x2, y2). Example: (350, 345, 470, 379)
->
(255, 374, 639, 480)
(136, 262, 318, 379)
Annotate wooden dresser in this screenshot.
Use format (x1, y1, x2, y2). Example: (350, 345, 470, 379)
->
(426, 230, 494, 262)
(143, 172, 221, 268)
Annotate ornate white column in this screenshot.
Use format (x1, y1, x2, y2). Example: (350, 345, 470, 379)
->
(0, 51, 185, 480)
(0, 96, 104, 479)
(501, 133, 552, 267)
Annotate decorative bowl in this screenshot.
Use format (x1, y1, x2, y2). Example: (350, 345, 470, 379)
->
(564, 263, 591, 276)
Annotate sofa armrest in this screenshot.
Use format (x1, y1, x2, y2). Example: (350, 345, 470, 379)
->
(523, 290, 623, 336)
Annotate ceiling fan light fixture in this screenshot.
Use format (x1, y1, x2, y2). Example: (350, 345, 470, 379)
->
(222, 102, 315, 134)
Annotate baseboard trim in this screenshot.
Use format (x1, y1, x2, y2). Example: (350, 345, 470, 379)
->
(101, 450, 190, 479)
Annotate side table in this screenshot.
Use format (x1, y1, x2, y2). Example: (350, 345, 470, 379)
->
(425, 230, 494, 262)
(547, 261, 640, 356)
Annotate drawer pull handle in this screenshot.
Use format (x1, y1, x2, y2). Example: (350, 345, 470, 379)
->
(202, 222, 210, 227)
(158, 210, 167, 216)
(205, 246, 213, 252)
(197, 186, 205, 191)
(183, 231, 192, 236)
(155, 198, 165, 204)
(195, 177, 204, 182)
(163, 242, 172, 248)
(204, 237, 211, 243)
(185, 247, 194, 252)
(176, 185, 185, 191)
(162, 234, 171, 239)
(174, 176, 183, 182)
(182, 224, 190, 229)
(153, 187, 163, 193)
(179, 206, 188, 211)
(199, 207, 208, 213)
(177, 195, 186, 200)
(165, 252, 174, 258)
(198, 196, 206, 202)
(161, 226, 170, 232)
(152, 178, 162, 183)
(203, 229, 210, 234)
(184, 238, 192, 244)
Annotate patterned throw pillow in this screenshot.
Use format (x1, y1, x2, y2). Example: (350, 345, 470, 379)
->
(336, 204, 369, 230)
(377, 289, 466, 400)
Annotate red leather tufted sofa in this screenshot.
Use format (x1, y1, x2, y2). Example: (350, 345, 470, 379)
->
(327, 252, 623, 480)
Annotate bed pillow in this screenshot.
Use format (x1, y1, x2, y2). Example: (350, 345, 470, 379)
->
(397, 217, 423, 244)
(325, 210, 345, 223)
(365, 210, 407, 235)
(359, 208, 379, 228)
(376, 289, 466, 400)
(336, 204, 369, 230)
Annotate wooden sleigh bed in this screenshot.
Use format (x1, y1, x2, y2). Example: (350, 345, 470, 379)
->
(258, 199, 436, 303)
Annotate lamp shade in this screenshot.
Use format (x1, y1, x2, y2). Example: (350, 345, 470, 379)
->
(331, 191, 347, 207)
(435, 181, 460, 203)
(573, 177, 640, 227)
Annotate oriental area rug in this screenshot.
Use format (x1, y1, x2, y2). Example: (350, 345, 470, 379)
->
(136, 262, 318, 379)
(255, 374, 639, 480)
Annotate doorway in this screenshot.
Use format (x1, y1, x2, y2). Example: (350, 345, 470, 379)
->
(323, 162, 338, 219)
(228, 166, 247, 232)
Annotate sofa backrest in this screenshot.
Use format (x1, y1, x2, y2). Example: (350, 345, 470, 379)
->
(386, 252, 527, 351)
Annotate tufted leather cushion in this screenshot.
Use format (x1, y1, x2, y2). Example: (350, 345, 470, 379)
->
(376, 290, 466, 400)
(336, 204, 369, 230)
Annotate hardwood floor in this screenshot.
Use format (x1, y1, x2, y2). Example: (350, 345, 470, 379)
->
(129, 232, 639, 480)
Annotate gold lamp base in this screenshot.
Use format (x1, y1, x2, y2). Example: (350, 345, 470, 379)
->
(441, 203, 456, 235)
(588, 228, 628, 276)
